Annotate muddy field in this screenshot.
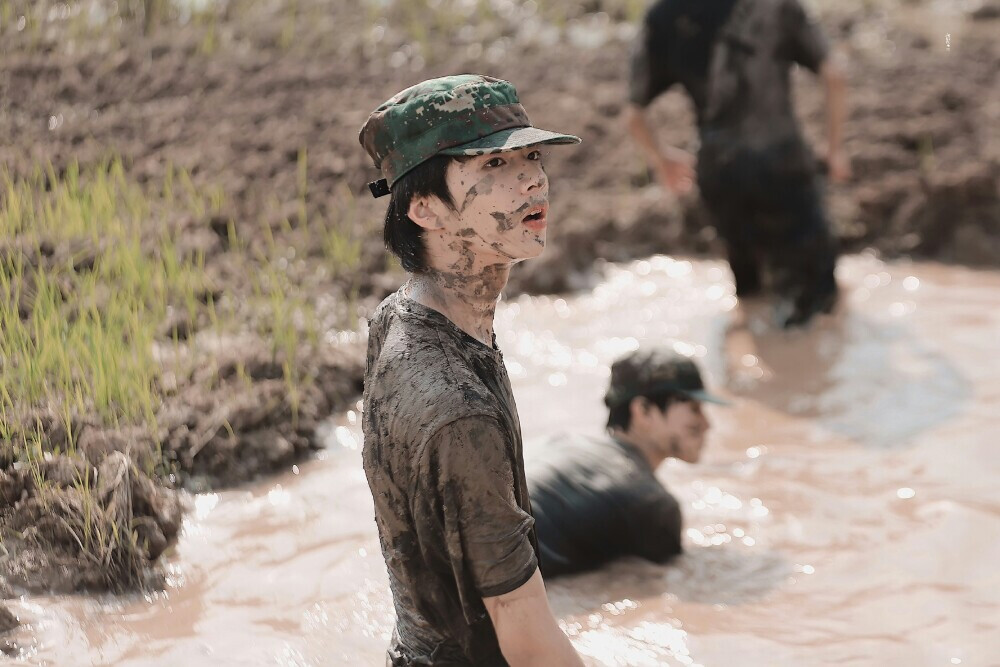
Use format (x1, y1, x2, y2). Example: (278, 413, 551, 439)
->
(1, 0, 998, 637)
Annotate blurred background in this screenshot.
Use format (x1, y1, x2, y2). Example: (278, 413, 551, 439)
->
(1, 0, 998, 664)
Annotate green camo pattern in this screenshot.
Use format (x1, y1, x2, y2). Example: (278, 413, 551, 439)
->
(359, 75, 576, 187)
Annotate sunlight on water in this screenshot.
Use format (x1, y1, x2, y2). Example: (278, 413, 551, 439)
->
(23, 255, 1000, 666)
(565, 619, 699, 667)
(194, 493, 219, 520)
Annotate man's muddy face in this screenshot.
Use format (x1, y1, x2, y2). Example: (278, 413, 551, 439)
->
(442, 146, 550, 263)
(642, 399, 710, 464)
(665, 400, 710, 463)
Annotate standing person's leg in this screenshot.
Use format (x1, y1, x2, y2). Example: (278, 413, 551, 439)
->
(698, 149, 775, 383)
(697, 149, 765, 299)
(769, 170, 839, 328)
(725, 238, 764, 298)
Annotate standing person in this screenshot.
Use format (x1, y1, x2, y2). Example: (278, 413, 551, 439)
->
(527, 348, 723, 578)
(625, 0, 850, 328)
(359, 75, 584, 666)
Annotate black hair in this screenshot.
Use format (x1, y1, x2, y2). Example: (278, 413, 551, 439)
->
(606, 392, 682, 431)
(383, 155, 458, 274)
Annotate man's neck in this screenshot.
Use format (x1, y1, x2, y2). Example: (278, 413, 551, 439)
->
(407, 263, 510, 347)
(609, 428, 665, 470)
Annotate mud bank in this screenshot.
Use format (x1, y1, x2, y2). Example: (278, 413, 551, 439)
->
(1, 1, 997, 300)
(0, 0, 997, 618)
(0, 336, 363, 604)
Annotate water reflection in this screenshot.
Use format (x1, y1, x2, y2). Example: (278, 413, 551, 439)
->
(549, 546, 789, 614)
(725, 274, 971, 449)
(21, 255, 1000, 666)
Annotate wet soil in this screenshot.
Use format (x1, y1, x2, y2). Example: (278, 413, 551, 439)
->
(0, 0, 997, 617)
(0, 336, 364, 601)
(1, 1, 996, 300)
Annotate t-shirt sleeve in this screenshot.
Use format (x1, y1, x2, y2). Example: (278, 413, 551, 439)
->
(628, 23, 676, 107)
(419, 416, 538, 604)
(779, 0, 830, 73)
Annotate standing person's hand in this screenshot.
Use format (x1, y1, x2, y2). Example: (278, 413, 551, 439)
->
(654, 148, 696, 194)
(823, 148, 852, 184)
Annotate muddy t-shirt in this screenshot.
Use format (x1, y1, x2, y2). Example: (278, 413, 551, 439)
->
(526, 433, 683, 578)
(629, 0, 829, 148)
(362, 288, 538, 666)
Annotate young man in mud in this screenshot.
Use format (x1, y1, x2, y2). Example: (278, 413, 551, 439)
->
(625, 0, 850, 329)
(359, 75, 584, 666)
(527, 347, 723, 578)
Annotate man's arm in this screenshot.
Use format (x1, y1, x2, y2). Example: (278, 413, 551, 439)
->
(781, 0, 851, 183)
(483, 568, 584, 667)
(625, 18, 693, 195)
(624, 105, 695, 194)
(421, 417, 581, 664)
(819, 55, 850, 183)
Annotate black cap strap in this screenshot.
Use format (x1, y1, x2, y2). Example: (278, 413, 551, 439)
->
(368, 178, 390, 198)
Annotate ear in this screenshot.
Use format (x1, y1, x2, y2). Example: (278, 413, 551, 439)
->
(407, 194, 448, 231)
(628, 396, 650, 425)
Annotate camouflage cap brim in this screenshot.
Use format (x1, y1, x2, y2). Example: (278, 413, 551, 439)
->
(438, 126, 581, 156)
(361, 75, 582, 193)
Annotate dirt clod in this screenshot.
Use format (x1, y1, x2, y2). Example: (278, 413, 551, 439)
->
(0, 606, 17, 634)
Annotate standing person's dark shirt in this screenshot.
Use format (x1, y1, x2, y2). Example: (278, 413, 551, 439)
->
(363, 288, 539, 666)
(629, 0, 829, 148)
(526, 433, 683, 578)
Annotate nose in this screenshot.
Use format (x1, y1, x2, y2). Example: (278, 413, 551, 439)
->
(520, 161, 547, 195)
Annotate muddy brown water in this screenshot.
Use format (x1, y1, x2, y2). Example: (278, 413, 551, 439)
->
(8, 254, 1000, 666)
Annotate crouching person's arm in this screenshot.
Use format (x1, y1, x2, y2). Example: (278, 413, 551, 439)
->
(484, 568, 584, 667)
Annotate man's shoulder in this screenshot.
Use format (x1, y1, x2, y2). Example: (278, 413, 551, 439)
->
(527, 433, 643, 481)
(528, 433, 673, 500)
(369, 323, 496, 409)
(534, 432, 636, 462)
(364, 297, 504, 447)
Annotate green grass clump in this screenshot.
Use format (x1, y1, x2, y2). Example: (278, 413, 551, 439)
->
(2, 160, 192, 432)
(0, 153, 356, 443)
(0, 158, 215, 586)
(0, 160, 227, 435)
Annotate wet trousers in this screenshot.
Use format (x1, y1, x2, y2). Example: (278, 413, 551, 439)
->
(697, 140, 839, 318)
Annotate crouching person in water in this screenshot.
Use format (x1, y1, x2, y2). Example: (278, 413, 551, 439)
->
(528, 348, 725, 578)
(359, 75, 584, 666)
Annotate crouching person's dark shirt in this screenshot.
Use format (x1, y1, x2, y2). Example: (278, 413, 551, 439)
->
(362, 289, 539, 666)
(526, 433, 683, 578)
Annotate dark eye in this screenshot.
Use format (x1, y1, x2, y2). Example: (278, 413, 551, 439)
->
(484, 156, 506, 168)
(527, 150, 543, 161)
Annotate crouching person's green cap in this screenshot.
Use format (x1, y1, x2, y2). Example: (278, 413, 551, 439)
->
(359, 74, 581, 197)
(604, 347, 731, 408)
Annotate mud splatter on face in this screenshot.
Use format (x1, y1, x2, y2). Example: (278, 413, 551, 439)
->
(491, 201, 532, 232)
(458, 175, 496, 213)
(489, 242, 518, 260)
(490, 211, 515, 232)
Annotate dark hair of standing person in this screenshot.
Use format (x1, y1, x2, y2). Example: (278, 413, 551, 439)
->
(607, 392, 680, 431)
(383, 155, 459, 273)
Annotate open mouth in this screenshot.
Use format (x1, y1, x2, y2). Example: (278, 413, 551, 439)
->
(521, 203, 548, 225)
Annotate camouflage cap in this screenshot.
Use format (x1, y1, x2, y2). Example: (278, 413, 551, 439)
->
(604, 347, 730, 408)
(359, 74, 580, 196)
